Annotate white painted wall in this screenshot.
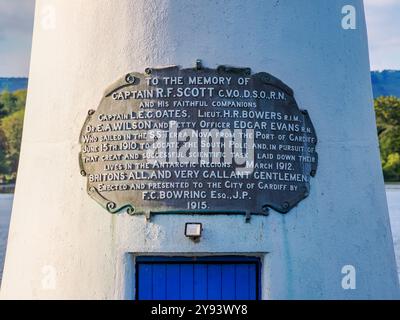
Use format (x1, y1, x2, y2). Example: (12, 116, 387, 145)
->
(1, 0, 398, 299)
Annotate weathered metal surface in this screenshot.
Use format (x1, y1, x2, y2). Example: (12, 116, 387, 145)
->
(79, 64, 318, 217)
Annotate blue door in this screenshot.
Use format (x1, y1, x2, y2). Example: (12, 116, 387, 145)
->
(136, 256, 260, 300)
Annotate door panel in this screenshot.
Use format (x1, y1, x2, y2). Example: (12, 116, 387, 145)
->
(166, 264, 180, 300)
(136, 257, 260, 300)
(193, 263, 208, 300)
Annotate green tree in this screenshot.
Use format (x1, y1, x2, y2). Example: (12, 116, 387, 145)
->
(0, 90, 18, 116)
(383, 153, 400, 181)
(13, 89, 27, 111)
(1, 109, 25, 174)
(0, 100, 6, 117)
(0, 90, 27, 182)
(0, 126, 8, 174)
(374, 96, 400, 181)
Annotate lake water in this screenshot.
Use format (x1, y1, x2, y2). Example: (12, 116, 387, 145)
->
(0, 186, 400, 288)
(386, 184, 400, 278)
(0, 193, 13, 284)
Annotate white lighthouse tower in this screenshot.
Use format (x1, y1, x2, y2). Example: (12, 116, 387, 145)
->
(1, 0, 398, 299)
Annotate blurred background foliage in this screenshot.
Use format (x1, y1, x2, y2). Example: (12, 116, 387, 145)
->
(375, 96, 400, 181)
(0, 89, 26, 184)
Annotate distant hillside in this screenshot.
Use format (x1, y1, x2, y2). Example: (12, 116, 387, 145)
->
(371, 70, 400, 98)
(0, 78, 28, 92)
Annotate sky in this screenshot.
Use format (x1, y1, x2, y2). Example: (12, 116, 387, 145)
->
(364, 0, 400, 71)
(0, 0, 35, 77)
(0, 0, 399, 76)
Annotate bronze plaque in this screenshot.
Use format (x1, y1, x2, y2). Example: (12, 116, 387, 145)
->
(79, 64, 318, 217)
